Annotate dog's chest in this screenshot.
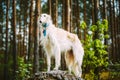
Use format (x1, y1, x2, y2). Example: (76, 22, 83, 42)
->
(41, 35, 52, 48)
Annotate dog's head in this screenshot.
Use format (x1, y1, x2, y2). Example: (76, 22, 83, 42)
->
(38, 13, 52, 27)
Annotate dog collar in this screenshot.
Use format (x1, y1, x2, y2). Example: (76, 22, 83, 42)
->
(42, 23, 49, 37)
(43, 29, 46, 36)
(42, 23, 49, 28)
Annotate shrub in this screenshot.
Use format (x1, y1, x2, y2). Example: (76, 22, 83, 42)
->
(80, 20, 109, 79)
(16, 57, 32, 80)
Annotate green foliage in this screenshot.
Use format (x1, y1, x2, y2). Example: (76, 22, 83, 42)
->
(109, 63, 120, 79)
(80, 21, 87, 29)
(0, 54, 14, 79)
(90, 25, 97, 32)
(16, 57, 32, 80)
(80, 20, 109, 80)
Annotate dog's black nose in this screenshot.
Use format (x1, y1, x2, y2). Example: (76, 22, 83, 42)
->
(39, 21, 42, 23)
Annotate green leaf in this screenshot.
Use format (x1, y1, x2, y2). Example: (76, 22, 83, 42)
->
(90, 25, 97, 32)
(102, 19, 108, 31)
(104, 34, 109, 39)
(80, 21, 87, 29)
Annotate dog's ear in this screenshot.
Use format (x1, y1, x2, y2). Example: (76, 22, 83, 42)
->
(47, 14, 52, 24)
(47, 15, 52, 21)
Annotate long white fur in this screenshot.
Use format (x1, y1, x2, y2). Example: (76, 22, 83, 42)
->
(38, 13, 84, 77)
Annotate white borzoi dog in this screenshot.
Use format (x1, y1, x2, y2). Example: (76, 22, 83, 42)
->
(38, 13, 84, 77)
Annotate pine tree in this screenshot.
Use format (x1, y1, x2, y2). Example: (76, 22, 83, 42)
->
(33, 0, 41, 73)
(28, 0, 33, 62)
(4, 0, 9, 79)
(64, 0, 70, 31)
(12, 0, 17, 79)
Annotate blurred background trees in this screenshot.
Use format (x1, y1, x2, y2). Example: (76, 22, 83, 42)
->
(0, 0, 120, 80)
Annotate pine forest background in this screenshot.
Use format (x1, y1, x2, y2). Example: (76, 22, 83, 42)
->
(0, 0, 120, 80)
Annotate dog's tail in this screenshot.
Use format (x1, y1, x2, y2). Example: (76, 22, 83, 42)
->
(72, 36, 84, 77)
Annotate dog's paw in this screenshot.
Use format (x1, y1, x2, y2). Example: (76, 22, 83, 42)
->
(53, 69, 57, 71)
(53, 67, 59, 71)
(47, 69, 50, 72)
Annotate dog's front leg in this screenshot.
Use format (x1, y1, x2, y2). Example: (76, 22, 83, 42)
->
(46, 54, 51, 71)
(53, 47, 61, 70)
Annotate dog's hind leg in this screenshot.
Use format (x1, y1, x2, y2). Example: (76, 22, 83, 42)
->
(65, 50, 74, 74)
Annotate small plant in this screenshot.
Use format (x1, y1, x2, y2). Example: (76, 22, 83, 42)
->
(16, 57, 32, 80)
(80, 20, 109, 80)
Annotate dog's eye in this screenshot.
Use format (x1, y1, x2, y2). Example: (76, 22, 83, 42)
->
(44, 15, 46, 17)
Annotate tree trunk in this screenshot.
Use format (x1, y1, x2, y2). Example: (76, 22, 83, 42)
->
(72, 0, 76, 32)
(113, 0, 117, 62)
(93, 0, 99, 39)
(91, 0, 95, 24)
(62, 0, 65, 29)
(70, 0, 72, 32)
(48, 0, 52, 15)
(103, 0, 108, 47)
(19, 15, 22, 57)
(61, 0, 66, 70)
(103, 0, 107, 19)
(24, 13, 28, 61)
(50, 0, 58, 27)
(53, 0, 58, 27)
(118, 0, 120, 60)
(83, 0, 86, 40)
(4, 0, 9, 80)
(23, 19, 25, 57)
(12, 0, 17, 79)
(64, 0, 70, 31)
(19, 0, 22, 56)
(116, 0, 119, 62)
(94, 0, 99, 24)
(93, 0, 100, 79)
(33, 0, 41, 73)
(28, 0, 33, 63)
(76, 0, 81, 39)
(110, 0, 115, 62)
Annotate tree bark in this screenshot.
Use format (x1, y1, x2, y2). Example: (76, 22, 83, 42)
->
(48, 0, 52, 16)
(62, 0, 65, 29)
(50, 0, 58, 27)
(118, 0, 120, 60)
(12, 0, 17, 79)
(91, 0, 95, 24)
(93, 0, 99, 39)
(76, 0, 81, 39)
(53, 0, 58, 27)
(93, 0, 100, 79)
(113, 0, 117, 62)
(83, 0, 86, 40)
(61, 0, 67, 70)
(103, 0, 108, 47)
(94, 0, 99, 24)
(28, 0, 33, 63)
(33, 0, 41, 73)
(4, 0, 9, 80)
(109, 0, 115, 62)
(64, 0, 70, 31)
(103, 0, 107, 19)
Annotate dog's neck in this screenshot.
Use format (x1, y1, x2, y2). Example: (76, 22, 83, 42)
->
(42, 23, 49, 28)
